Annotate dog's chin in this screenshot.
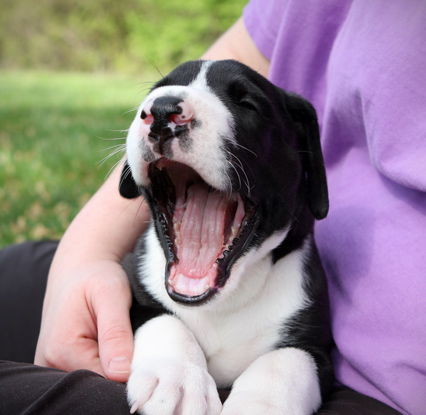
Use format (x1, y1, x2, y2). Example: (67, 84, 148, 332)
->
(145, 157, 259, 305)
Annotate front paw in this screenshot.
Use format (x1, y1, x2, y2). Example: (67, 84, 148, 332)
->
(127, 359, 222, 415)
(221, 348, 322, 415)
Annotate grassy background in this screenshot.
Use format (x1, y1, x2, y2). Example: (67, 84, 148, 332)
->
(0, 0, 247, 248)
(0, 0, 246, 74)
(0, 71, 159, 247)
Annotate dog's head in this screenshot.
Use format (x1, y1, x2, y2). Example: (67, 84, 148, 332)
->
(120, 60, 328, 305)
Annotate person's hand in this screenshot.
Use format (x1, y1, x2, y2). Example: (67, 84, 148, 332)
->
(34, 163, 149, 382)
(35, 259, 134, 383)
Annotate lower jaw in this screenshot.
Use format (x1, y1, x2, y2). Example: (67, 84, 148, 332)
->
(167, 262, 218, 299)
(166, 282, 215, 305)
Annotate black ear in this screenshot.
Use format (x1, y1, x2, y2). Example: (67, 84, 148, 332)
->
(119, 160, 140, 199)
(285, 93, 329, 220)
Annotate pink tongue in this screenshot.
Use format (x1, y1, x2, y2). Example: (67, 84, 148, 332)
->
(177, 184, 229, 279)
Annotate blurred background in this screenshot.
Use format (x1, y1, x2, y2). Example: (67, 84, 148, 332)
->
(0, 0, 246, 247)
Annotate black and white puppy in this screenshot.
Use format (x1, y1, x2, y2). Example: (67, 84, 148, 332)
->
(119, 59, 333, 415)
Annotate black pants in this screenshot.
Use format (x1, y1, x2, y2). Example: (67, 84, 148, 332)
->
(0, 241, 401, 415)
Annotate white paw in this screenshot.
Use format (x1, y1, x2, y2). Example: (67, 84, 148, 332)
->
(220, 348, 322, 415)
(127, 359, 222, 415)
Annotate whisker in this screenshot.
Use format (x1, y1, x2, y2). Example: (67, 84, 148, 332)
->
(100, 143, 127, 152)
(134, 196, 149, 224)
(134, 79, 157, 95)
(226, 151, 253, 197)
(220, 166, 234, 199)
(224, 151, 242, 190)
(124, 106, 140, 116)
(227, 160, 242, 189)
(98, 144, 127, 167)
(117, 160, 132, 186)
(104, 158, 124, 180)
(100, 146, 127, 180)
(233, 142, 258, 158)
(98, 136, 127, 142)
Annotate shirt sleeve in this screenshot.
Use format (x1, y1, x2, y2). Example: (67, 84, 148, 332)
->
(243, 0, 288, 60)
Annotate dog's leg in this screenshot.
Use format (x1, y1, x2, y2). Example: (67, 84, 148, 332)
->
(127, 314, 222, 415)
(220, 347, 321, 415)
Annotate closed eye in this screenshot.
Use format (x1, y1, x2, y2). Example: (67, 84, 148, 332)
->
(228, 80, 269, 117)
(238, 99, 259, 112)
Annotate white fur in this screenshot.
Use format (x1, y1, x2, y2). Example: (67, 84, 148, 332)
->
(141, 232, 312, 385)
(126, 61, 235, 192)
(127, 60, 323, 414)
(221, 348, 321, 415)
(183, 243, 312, 389)
(127, 315, 222, 415)
(132, 229, 319, 414)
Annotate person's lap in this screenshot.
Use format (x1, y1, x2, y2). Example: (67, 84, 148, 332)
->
(0, 241, 400, 414)
(0, 240, 56, 363)
(0, 360, 130, 414)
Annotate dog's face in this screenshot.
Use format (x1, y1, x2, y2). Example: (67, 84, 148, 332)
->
(120, 60, 328, 305)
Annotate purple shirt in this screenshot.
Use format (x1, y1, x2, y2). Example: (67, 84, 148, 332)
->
(244, 1, 426, 414)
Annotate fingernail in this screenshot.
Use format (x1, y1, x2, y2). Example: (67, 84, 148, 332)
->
(109, 356, 131, 373)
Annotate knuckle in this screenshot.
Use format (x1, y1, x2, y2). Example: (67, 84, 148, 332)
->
(100, 325, 132, 346)
(43, 343, 64, 368)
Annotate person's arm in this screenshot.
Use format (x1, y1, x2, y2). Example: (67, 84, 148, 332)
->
(35, 166, 150, 382)
(202, 17, 270, 78)
(35, 16, 270, 384)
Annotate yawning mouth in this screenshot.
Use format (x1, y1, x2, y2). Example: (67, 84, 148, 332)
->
(146, 157, 258, 304)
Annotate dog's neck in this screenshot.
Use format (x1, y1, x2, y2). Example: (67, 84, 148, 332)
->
(272, 204, 315, 263)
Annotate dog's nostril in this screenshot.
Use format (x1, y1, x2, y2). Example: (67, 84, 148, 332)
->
(150, 96, 183, 123)
(149, 96, 194, 126)
(170, 113, 192, 126)
(141, 110, 154, 125)
(142, 96, 194, 137)
(170, 100, 193, 125)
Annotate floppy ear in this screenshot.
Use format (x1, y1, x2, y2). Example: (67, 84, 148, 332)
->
(119, 160, 141, 199)
(285, 93, 329, 220)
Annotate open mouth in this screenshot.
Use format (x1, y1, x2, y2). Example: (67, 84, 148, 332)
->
(147, 157, 258, 304)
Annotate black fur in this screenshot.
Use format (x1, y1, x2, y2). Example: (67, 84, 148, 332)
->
(120, 60, 334, 404)
(120, 59, 329, 267)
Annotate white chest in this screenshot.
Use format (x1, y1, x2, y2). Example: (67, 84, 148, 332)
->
(140, 227, 311, 387)
(175, 249, 309, 387)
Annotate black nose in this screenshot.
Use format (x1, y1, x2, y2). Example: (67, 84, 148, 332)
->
(146, 96, 183, 136)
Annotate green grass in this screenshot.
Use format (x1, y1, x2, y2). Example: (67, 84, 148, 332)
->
(0, 70, 158, 247)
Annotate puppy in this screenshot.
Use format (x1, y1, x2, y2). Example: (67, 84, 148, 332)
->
(119, 59, 333, 415)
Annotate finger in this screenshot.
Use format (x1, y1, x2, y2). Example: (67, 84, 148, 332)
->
(95, 280, 134, 382)
(35, 333, 106, 377)
(64, 337, 106, 376)
(98, 305, 134, 382)
(35, 293, 106, 376)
